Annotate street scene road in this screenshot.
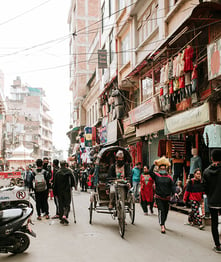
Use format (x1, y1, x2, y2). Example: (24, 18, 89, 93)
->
(0, 190, 220, 262)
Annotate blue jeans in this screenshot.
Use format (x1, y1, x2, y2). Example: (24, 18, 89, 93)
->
(133, 181, 140, 200)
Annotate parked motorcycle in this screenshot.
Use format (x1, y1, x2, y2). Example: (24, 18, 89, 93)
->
(0, 206, 36, 254)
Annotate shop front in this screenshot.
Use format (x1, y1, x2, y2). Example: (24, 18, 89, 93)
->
(125, 96, 163, 167)
(164, 102, 215, 183)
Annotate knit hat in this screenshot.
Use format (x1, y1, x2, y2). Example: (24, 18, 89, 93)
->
(155, 156, 171, 167)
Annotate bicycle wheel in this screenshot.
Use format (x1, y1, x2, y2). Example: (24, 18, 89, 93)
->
(117, 200, 125, 238)
(128, 194, 135, 224)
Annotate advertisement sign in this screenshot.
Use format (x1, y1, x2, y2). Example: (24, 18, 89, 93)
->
(0, 171, 21, 179)
(98, 49, 107, 69)
(207, 38, 221, 80)
(165, 103, 210, 135)
(128, 96, 161, 125)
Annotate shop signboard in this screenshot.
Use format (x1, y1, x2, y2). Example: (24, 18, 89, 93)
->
(165, 102, 210, 135)
(0, 171, 21, 179)
(107, 119, 118, 144)
(123, 118, 135, 135)
(207, 38, 221, 80)
(128, 96, 161, 125)
(98, 49, 107, 69)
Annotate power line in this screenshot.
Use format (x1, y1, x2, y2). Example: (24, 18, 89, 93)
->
(0, 3, 196, 58)
(0, 0, 52, 27)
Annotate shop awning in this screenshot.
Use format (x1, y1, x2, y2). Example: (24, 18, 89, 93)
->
(164, 102, 211, 135)
(136, 117, 164, 137)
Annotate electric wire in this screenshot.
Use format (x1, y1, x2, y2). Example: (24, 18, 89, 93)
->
(0, 0, 52, 27)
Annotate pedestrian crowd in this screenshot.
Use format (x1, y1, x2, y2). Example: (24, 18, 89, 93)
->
(23, 157, 95, 225)
(21, 148, 221, 254)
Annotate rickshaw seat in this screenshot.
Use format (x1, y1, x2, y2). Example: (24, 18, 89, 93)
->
(97, 180, 109, 201)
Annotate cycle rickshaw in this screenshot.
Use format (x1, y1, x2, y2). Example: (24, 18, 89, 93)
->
(89, 146, 135, 238)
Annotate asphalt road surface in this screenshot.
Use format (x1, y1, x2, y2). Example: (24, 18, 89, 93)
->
(1, 189, 221, 262)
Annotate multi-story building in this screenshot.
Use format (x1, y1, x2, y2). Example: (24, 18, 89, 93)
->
(68, 0, 221, 177)
(0, 70, 7, 170)
(5, 76, 53, 163)
(67, 0, 100, 155)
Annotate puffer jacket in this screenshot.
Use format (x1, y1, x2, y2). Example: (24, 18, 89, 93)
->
(203, 163, 221, 208)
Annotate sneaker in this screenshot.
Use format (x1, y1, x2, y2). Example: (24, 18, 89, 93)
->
(199, 224, 205, 230)
(62, 216, 69, 224)
(37, 216, 41, 220)
(52, 215, 59, 219)
(213, 246, 221, 253)
(45, 215, 50, 220)
(144, 212, 148, 216)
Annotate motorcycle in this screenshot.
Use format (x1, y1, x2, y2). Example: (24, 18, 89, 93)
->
(0, 206, 36, 254)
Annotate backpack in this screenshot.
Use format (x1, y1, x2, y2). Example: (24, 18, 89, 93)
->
(34, 170, 47, 192)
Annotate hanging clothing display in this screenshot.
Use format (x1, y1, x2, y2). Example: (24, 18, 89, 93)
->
(164, 62, 169, 84)
(169, 80, 174, 94)
(203, 124, 221, 148)
(160, 66, 165, 84)
(179, 75, 185, 89)
(168, 59, 173, 80)
(185, 72, 191, 86)
(191, 65, 198, 93)
(183, 45, 194, 72)
(173, 56, 178, 78)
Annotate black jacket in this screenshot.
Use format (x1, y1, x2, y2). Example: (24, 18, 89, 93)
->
(149, 164, 176, 200)
(53, 167, 75, 196)
(203, 163, 221, 208)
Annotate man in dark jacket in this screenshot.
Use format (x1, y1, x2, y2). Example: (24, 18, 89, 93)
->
(149, 157, 176, 234)
(203, 149, 221, 253)
(53, 160, 76, 224)
(106, 150, 131, 209)
(51, 159, 60, 219)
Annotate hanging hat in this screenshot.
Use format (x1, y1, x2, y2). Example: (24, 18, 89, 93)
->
(155, 156, 171, 167)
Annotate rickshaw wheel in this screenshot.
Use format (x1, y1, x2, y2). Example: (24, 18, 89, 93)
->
(117, 200, 125, 238)
(128, 194, 135, 224)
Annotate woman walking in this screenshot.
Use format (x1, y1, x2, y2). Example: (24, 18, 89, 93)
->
(183, 168, 204, 229)
(149, 157, 176, 234)
(140, 165, 154, 215)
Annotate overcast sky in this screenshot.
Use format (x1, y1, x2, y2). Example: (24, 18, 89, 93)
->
(0, 0, 72, 155)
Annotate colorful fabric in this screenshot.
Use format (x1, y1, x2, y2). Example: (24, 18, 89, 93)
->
(140, 174, 154, 202)
(183, 45, 194, 72)
(188, 200, 202, 226)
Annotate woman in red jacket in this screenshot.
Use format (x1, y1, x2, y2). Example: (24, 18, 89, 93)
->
(183, 168, 204, 229)
(140, 166, 154, 215)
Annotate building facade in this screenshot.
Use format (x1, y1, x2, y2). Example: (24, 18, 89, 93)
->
(67, 0, 221, 178)
(5, 76, 53, 165)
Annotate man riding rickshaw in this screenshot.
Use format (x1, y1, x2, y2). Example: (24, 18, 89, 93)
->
(106, 149, 132, 209)
(89, 146, 135, 237)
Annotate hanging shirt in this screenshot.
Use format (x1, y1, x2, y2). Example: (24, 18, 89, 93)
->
(203, 124, 221, 148)
(160, 66, 165, 84)
(173, 56, 177, 78)
(183, 45, 194, 72)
